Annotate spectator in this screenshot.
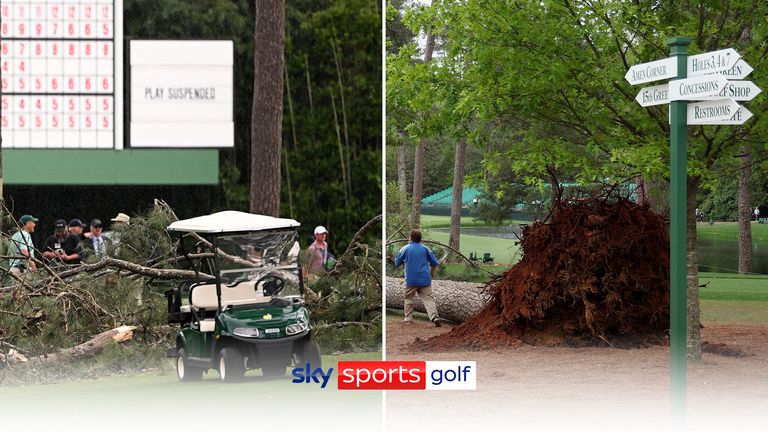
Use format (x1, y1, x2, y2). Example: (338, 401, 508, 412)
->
(82, 218, 108, 259)
(105, 212, 130, 255)
(394, 229, 445, 327)
(8, 215, 39, 276)
(68, 219, 85, 239)
(304, 226, 332, 282)
(755, 207, 760, 221)
(111, 212, 130, 225)
(43, 219, 81, 265)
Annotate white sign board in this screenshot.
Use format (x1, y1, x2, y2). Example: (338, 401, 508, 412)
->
(1, 0, 124, 149)
(669, 75, 729, 101)
(686, 98, 741, 124)
(635, 84, 670, 107)
(717, 106, 753, 125)
(625, 57, 677, 85)
(129, 40, 234, 148)
(700, 80, 761, 101)
(688, 48, 741, 76)
(717, 59, 753, 80)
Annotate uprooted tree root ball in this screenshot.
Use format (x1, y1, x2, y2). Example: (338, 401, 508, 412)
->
(417, 196, 670, 351)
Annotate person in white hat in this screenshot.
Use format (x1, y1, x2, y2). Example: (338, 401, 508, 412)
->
(304, 226, 333, 282)
(111, 212, 131, 225)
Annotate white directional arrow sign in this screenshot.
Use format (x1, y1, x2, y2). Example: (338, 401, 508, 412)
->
(688, 48, 741, 76)
(669, 74, 729, 101)
(635, 83, 670, 107)
(699, 80, 762, 101)
(625, 57, 677, 85)
(687, 98, 741, 124)
(716, 106, 753, 125)
(717, 59, 753, 79)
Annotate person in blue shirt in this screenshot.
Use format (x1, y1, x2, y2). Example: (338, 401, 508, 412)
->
(394, 229, 445, 327)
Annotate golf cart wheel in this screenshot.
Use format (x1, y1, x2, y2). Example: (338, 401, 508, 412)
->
(296, 339, 322, 368)
(177, 348, 204, 382)
(218, 347, 246, 382)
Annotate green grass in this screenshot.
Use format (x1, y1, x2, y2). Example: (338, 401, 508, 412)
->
(697, 222, 768, 243)
(425, 230, 521, 265)
(420, 214, 528, 229)
(699, 273, 768, 301)
(0, 351, 380, 396)
(701, 300, 768, 325)
(0, 352, 381, 430)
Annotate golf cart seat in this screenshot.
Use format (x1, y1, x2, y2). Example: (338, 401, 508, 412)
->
(190, 282, 271, 310)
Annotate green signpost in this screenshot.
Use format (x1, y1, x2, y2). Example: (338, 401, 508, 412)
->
(667, 36, 690, 419)
(626, 37, 759, 422)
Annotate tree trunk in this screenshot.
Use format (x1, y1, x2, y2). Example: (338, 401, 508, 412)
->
(27, 326, 136, 365)
(411, 140, 426, 228)
(386, 277, 489, 323)
(398, 141, 408, 220)
(738, 146, 753, 274)
(687, 176, 701, 361)
(410, 26, 436, 229)
(449, 137, 467, 258)
(250, 0, 285, 217)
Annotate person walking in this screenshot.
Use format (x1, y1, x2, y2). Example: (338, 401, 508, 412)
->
(8, 215, 39, 276)
(394, 229, 445, 327)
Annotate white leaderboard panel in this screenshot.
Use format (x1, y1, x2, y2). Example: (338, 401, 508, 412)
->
(1, 0, 123, 149)
(130, 40, 233, 148)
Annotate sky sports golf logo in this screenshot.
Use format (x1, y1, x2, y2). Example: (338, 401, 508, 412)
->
(291, 361, 476, 390)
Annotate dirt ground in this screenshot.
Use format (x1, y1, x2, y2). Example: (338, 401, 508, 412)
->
(385, 319, 768, 432)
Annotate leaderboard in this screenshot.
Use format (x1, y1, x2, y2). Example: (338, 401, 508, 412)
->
(1, 0, 123, 149)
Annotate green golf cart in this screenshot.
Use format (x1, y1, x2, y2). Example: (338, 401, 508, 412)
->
(165, 211, 321, 382)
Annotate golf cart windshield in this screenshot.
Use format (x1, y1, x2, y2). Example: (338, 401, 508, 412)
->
(215, 231, 301, 298)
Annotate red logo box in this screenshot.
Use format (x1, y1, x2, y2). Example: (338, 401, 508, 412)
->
(337, 361, 426, 390)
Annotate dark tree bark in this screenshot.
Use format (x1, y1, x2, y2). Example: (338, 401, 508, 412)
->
(410, 26, 436, 228)
(250, 0, 285, 217)
(398, 141, 408, 220)
(738, 146, 753, 274)
(449, 137, 467, 257)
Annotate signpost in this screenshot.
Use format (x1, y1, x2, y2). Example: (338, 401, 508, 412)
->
(635, 84, 669, 107)
(688, 48, 741, 76)
(718, 59, 753, 79)
(625, 40, 760, 426)
(718, 107, 753, 125)
(669, 74, 729, 101)
(686, 98, 741, 124)
(702, 80, 761, 101)
(625, 57, 677, 85)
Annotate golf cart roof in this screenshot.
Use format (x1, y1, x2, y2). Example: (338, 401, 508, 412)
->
(167, 211, 300, 234)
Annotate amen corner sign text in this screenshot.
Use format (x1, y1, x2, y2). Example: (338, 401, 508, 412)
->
(625, 57, 677, 85)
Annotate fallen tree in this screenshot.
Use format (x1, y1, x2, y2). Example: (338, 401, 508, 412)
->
(0, 203, 382, 382)
(385, 277, 489, 323)
(417, 195, 670, 351)
(2, 326, 136, 365)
